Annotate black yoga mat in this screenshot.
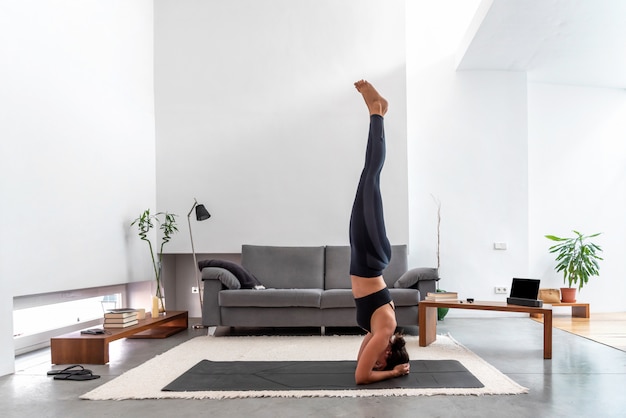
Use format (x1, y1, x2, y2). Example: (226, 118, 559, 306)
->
(162, 360, 484, 392)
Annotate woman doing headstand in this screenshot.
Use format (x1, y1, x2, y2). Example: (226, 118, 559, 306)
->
(351, 80, 409, 385)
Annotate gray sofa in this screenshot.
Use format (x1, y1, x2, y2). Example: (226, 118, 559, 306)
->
(200, 244, 439, 332)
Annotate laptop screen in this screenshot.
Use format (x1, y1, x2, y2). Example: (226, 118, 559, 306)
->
(510, 278, 540, 300)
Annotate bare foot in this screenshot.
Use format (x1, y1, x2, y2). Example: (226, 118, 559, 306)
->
(354, 80, 388, 116)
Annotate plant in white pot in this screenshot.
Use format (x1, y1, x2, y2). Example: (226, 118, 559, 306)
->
(131, 209, 178, 312)
(545, 231, 603, 303)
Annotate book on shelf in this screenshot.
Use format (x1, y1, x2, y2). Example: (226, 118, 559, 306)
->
(104, 315, 138, 324)
(103, 319, 139, 329)
(104, 311, 137, 319)
(106, 308, 137, 313)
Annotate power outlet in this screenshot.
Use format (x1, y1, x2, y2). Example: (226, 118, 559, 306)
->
(191, 286, 199, 294)
(494, 286, 508, 294)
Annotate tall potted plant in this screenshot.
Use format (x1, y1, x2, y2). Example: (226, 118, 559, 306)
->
(545, 230, 603, 303)
(132, 209, 178, 311)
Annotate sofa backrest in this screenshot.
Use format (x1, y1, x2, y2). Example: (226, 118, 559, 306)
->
(241, 245, 325, 289)
(324, 245, 408, 289)
(383, 245, 409, 285)
(324, 246, 351, 289)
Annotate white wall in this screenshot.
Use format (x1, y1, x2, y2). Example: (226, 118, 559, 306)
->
(407, 1, 529, 309)
(409, 67, 529, 301)
(406, 1, 626, 315)
(528, 83, 626, 312)
(0, 0, 155, 375)
(154, 0, 408, 253)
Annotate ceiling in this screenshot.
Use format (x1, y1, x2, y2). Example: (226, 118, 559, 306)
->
(455, 0, 626, 89)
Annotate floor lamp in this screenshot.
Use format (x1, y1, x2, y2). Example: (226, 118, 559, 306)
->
(188, 198, 211, 329)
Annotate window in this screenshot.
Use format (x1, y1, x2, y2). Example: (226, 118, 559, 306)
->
(13, 285, 127, 355)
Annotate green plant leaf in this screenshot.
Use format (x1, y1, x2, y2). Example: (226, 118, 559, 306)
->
(131, 209, 179, 296)
(545, 235, 566, 242)
(545, 231, 603, 291)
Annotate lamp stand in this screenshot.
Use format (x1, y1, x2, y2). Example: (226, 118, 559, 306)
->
(188, 200, 206, 329)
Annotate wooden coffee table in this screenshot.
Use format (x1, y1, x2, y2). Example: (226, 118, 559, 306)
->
(419, 300, 553, 359)
(50, 310, 188, 364)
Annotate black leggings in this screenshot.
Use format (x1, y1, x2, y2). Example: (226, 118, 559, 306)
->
(349, 114, 391, 277)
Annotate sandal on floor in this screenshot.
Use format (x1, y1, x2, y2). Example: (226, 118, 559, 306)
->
(47, 365, 92, 376)
(53, 371, 100, 381)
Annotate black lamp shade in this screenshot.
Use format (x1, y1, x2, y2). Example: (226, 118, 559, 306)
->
(195, 204, 211, 221)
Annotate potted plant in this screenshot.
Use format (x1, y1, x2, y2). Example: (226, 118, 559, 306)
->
(545, 231, 603, 303)
(131, 209, 178, 311)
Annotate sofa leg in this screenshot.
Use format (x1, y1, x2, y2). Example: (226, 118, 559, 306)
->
(207, 326, 216, 336)
(320, 326, 325, 336)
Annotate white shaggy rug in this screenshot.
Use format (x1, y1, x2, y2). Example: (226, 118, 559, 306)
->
(81, 334, 527, 399)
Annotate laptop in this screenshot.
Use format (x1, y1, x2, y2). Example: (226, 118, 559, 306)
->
(507, 278, 543, 307)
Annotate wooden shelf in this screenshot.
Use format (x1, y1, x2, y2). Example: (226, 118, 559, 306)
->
(127, 325, 187, 339)
(50, 311, 188, 364)
(530, 302, 589, 318)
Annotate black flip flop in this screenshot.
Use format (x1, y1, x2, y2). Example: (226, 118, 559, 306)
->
(53, 371, 100, 381)
(47, 365, 92, 376)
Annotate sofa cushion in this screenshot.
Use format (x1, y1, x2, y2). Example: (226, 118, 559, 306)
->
(394, 267, 439, 289)
(320, 289, 355, 309)
(219, 288, 322, 308)
(382, 245, 409, 286)
(198, 259, 263, 289)
(242, 245, 324, 289)
(389, 288, 420, 307)
(324, 246, 352, 289)
(324, 245, 409, 289)
(201, 267, 241, 289)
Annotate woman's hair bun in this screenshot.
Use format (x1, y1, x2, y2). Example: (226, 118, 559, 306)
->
(391, 333, 405, 349)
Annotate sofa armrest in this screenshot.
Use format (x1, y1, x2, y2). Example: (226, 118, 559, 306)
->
(393, 267, 439, 301)
(201, 267, 236, 326)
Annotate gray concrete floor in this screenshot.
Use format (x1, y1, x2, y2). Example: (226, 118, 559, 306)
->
(2, 317, 625, 418)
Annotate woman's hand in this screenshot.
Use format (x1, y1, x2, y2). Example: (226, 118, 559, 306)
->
(393, 363, 410, 377)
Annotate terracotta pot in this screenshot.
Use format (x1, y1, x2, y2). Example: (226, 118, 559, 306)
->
(560, 287, 577, 303)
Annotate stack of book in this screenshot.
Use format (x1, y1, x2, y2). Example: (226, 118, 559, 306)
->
(103, 309, 139, 329)
(425, 291, 458, 301)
